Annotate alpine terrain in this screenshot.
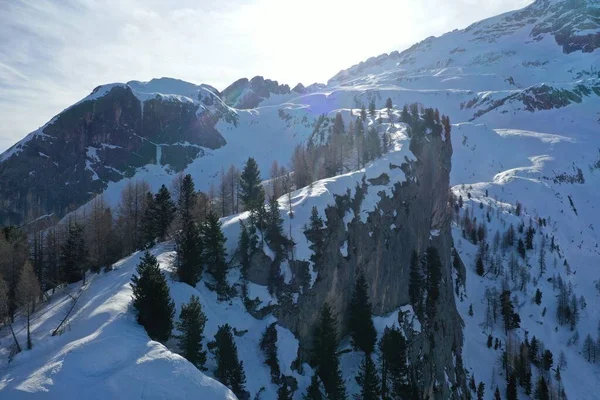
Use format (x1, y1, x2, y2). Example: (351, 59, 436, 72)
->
(1, 0, 599, 399)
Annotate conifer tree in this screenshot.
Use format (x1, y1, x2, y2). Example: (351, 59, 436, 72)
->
(349, 271, 377, 354)
(131, 251, 175, 343)
(535, 289, 542, 305)
(517, 238, 526, 259)
(368, 100, 376, 117)
(494, 387, 501, 400)
(265, 196, 285, 251)
(238, 221, 256, 298)
(278, 382, 292, 400)
(408, 250, 422, 313)
(153, 185, 176, 241)
(260, 322, 281, 383)
(379, 326, 410, 399)
(304, 373, 324, 400)
(425, 246, 442, 319)
(385, 97, 393, 110)
(501, 290, 520, 334)
(534, 376, 549, 400)
(360, 105, 367, 122)
(313, 303, 346, 400)
(476, 255, 485, 276)
(60, 223, 87, 284)
(202, 212, 229, 299)
(355, 117, 365, 168)
(400, 105, 410, 123)
(175, 175, 203, 286)
(240, 157, 265, 212)
(355, 354, 380, 400)
(176, 295, 207, 370)
(214, 324, 247, 399)
(477, 382, 485, 400)
(304, 207, 325, 269)
(506, 373, 518, 400)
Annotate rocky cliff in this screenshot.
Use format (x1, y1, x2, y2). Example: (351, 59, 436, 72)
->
(267, 128, 466, 399)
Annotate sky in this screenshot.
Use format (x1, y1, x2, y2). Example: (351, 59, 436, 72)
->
(0, 0, 532, 153)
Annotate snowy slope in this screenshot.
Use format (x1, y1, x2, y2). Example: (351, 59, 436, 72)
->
(0, 245, 237, 399)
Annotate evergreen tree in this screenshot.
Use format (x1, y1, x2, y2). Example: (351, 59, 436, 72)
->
(176, 295, 207, 370)
(153, 185, 176, 241)
(260, 322, 281, 383)
(202, 212, 229, 299)
(131, 251, 175, 343)
(175, 175, 202, 286)
(360, 105, 367, 122)
(368, 100, 376, 117)
(400, 105, 410, 123)
(494, 387, 501, 400)
(487, 334, 493, 348)
(313, 303, 346, 400)
(385, 97, 393, 110)
(379, 326, 410, 399)
(541, 349, 553, 372)
(238, 221, 256, 298)
(214, 324, 247, 399)
(304, 207, 325, 269)
(60, 223, 87, 284)
(426, 246, 442, 319)
(476, 255, 485, 276)
(535, 289, 542, 305)
(278, 382, 292, 400)
(506, 373, 518, 400)
(534, 376, 549, 400)
(240, 157, 266, 212)
(408, 250, 422, 313)
(477, 382, 485, 400)
(304, 373, 324, 400)
(501, 290, 520, 334)
(517, 239, 526, 259)
(349, 271, 377, 354)
(355, 355, 380, 400)
(265, 196, 285, 251)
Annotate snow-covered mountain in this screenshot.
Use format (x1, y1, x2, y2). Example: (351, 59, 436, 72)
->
(1, 0, 600, 398)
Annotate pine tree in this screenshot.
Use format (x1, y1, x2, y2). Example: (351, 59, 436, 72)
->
(313, 303, 346, 400)
(175, 176, 202, 286)
(240, 157, 265, 212)
(535, 289, 542, 305)
(349, 271, 377, 354)
(385, 97, 393, 110)
(506, 373, 518, 400)
(379, 326, 410, 399)
(408, 250, 422, 313)
(214, 324, 247, 399)
(425, 246, 442, 319)
(368, 100, 376, 117)
(517, 239, 526, 259)
(360, 105, 367, 122)
(265, 196, 285, 252)
(487, 334, 493, 348)
(494, 387, 501, 400)
(260, 322, 281, 383)
(501, 290, 520, 334)
(477, 382, 485, 400)
(400, 105, 410, 123)
(534, 376, 549, 400)
(153, 185, 176, 241)
(476, 255, 485, 276)
(60, 223, 87, 285)
(355, 355, 380, 400)
(355, 117, 365, 168)
(202, 212, 229, 299)
(304, 207, 325, 269)
(278, 382, 292, 400)
(131, 251, 175, 343)
(238, 221, 256, 298)
(304, 373, 324, 400)
(583, 333, 595, 362)
(176, 295, 207, 370)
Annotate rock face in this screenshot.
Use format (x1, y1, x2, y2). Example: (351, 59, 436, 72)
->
(276, 132, 466, 399)
(0, 83, 228, 226)
(221, 76, 291, 109)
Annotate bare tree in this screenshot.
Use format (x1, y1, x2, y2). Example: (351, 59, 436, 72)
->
(85, 195, 115, 272)
(17, 263, 41, 349)
(116, 180, 150, 252)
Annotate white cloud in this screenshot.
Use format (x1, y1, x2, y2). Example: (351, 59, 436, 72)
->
(0, 0, 532, 152)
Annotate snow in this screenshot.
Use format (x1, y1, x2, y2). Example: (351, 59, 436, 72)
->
(0, 246, 237, 400)
(339, 241, 348, 257)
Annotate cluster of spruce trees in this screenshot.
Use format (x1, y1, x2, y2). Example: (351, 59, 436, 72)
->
(130, 251, 248, 399)
(304, 271, 415, 400)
